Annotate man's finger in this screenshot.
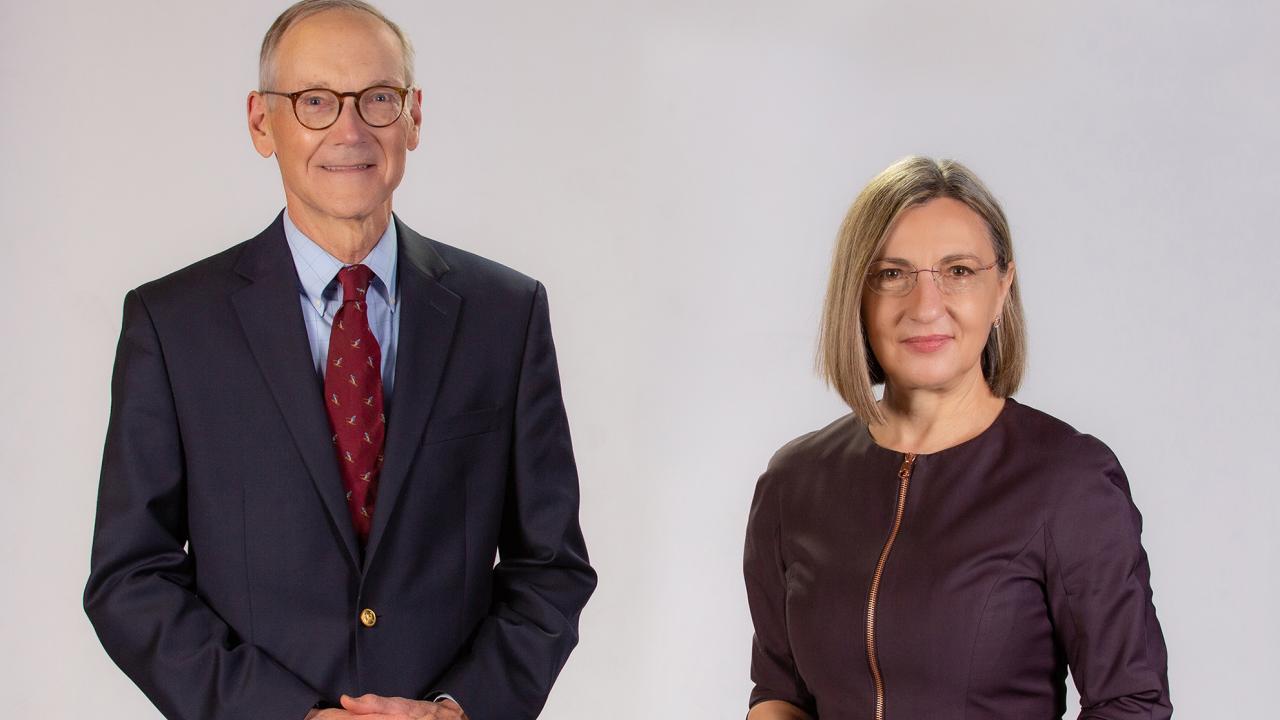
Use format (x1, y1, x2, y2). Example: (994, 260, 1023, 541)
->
(436, 699, 465, 718)
(341, 693, 396, 713)
(343, 693, 433, 718)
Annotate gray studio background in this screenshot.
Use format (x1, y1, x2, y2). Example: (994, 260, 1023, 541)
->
(2, 1, 1276, 717)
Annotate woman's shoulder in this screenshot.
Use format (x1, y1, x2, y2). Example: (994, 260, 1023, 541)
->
(763, 412, 869, 475)
(1003, 403, 1150, 566)
(1004, 399, 1120, 467)
(1002, 399, 1132, 508)
(752, 412, 883, 507)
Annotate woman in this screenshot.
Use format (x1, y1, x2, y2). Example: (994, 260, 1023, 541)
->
(743, 157, 1171, 719)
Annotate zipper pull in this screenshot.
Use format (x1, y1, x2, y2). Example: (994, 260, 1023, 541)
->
(898, 452, 917, 480)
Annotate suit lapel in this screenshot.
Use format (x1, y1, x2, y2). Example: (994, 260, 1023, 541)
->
(230, 213, 362, 568)
(363, 217, 460, 571)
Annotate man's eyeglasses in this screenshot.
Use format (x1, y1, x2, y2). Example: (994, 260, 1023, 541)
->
(259, 85, 412, 130)
(866, 256, 1000, 296)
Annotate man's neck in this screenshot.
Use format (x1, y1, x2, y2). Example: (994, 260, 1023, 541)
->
(285, 204, 392, 265)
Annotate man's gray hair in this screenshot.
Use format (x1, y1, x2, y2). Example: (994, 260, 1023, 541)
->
(259, 0, 416, 90)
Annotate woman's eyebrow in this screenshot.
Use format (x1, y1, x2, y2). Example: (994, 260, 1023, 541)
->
(873, 253, 982, 265)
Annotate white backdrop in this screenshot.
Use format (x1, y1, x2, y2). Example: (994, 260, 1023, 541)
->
(2, 1, 1276, 717)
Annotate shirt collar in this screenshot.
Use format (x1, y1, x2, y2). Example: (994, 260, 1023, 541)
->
(282, 209, 399, 315)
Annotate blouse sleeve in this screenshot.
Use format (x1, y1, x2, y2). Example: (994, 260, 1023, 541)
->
(1044, 436, 1173, 720)
(744, 470, 817, 716)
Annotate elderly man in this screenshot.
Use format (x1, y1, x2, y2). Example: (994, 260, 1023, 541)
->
(83, 2, 595, 719)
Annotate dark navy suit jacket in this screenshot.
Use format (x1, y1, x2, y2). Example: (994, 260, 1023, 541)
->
(85, 213, 596, 720)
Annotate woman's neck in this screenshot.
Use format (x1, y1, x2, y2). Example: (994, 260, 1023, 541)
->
(869, 371, 1006, 454)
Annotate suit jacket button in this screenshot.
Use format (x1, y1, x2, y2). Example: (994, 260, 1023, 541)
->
(360, 608, 377, 628)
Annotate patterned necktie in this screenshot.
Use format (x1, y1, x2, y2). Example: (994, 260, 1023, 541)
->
(323, 264, 386, 545)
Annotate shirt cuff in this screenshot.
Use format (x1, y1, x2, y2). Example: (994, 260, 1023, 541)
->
(431, 692, 460, 708)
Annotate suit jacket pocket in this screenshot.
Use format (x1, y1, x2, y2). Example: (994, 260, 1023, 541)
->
(423, 406, 501, 445)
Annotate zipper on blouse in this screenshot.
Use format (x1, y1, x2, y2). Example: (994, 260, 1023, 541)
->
(865, 452, 916, 720)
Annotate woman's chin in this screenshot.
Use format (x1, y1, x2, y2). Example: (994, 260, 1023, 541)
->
(885, 362, 981, 395)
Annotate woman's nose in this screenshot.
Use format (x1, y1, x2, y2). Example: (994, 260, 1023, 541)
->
(905, 270, 946, 321)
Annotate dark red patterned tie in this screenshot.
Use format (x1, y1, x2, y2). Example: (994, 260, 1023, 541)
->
(323, 264, 385, 545)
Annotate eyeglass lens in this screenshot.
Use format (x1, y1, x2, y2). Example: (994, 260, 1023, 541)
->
(867, 260, 991, 296)
(293, 87, 404, 129)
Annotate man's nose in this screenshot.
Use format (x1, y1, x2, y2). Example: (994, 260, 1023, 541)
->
(329, 96, 370, 140)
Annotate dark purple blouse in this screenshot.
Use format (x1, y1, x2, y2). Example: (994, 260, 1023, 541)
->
(744, 399, 1171, 719)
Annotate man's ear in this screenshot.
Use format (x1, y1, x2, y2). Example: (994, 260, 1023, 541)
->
(405, 87, 423, 152)
(247, 91, 275, 158)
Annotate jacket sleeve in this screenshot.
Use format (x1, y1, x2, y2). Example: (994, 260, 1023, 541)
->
(744, 468, 817, 717)
(431, 282, 597, 720)
(84, 290, 321, 720)
(1045, 436, 1173, 720)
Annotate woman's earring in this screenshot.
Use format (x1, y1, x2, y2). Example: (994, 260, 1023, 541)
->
(993, 317, 1002, 329)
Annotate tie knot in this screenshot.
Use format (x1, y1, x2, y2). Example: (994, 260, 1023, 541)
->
(337, 264, 375, 304)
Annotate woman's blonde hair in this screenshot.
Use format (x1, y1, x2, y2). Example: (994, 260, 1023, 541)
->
(817, 156, 1026, 424)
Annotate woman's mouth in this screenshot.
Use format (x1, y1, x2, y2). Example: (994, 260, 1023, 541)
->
(902, 335, 952, 353)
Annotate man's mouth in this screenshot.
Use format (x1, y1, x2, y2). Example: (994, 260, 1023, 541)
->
(321, 163, 375, 172)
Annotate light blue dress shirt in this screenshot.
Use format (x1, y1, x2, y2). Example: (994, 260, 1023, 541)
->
(282, 210, 401, 403)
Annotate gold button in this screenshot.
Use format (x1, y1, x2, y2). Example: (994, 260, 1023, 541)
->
(359, 608, 377, 628)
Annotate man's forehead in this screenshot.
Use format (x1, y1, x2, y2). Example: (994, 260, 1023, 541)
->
(279, 6, 397, 42)
(273, 9, 405, 85)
